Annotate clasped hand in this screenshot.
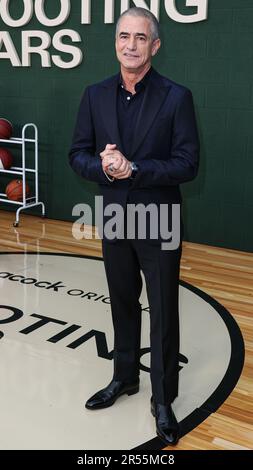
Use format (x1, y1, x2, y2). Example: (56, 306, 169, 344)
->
(100, 144, 132, 179)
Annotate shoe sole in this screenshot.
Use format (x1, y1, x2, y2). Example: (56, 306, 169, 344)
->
(85, 385, 139, 410)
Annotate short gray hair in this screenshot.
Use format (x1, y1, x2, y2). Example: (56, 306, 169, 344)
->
(116, 7, 160, 41)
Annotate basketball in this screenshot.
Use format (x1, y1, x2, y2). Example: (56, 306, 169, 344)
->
(0, 118, 13, 139)
(0, 148, 13, 169)
(6, 179, 30, 202)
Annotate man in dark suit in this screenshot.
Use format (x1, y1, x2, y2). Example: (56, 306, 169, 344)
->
(69, 7, 199, 446)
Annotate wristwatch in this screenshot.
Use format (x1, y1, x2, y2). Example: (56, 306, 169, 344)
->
(129, 161, 138, 179)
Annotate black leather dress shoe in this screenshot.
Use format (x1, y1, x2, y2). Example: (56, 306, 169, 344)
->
(85, 379, 140, 410)
(151, 397, 179, 446)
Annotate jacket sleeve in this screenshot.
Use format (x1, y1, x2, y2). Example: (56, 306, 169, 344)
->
(133, 89, 200, 188)
(69, 86, 111, 185)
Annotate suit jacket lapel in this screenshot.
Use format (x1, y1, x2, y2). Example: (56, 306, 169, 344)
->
(130, 72, 171, 158)
(100, 70, 171, 157)
(100, 74, 123, 152)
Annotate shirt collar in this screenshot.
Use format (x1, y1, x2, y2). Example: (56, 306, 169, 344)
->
(119, 66, 153, 92)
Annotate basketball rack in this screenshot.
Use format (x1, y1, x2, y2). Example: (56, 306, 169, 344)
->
(0, 123, 45, 226)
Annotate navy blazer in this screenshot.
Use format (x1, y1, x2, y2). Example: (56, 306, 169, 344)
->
(69, 68, 199, 239)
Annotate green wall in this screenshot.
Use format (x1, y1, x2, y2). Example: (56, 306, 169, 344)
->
(0, 1, 252, 252)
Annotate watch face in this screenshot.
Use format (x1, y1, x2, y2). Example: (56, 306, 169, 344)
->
(130, 162, 138, 179)
(132, 163, 138, 172)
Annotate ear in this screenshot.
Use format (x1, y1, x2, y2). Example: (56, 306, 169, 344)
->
(151, 38, 161, 56)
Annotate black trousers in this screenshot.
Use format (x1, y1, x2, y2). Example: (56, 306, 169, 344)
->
(102, 237, 182, 405)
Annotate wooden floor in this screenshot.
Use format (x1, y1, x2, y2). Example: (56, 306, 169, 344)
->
(0, 209, 252, 450)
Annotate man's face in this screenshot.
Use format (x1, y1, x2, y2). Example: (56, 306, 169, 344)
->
(115, 15, 160, 72)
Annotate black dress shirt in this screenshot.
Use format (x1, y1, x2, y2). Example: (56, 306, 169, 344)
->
(117, 67, 153, 159)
